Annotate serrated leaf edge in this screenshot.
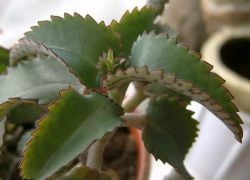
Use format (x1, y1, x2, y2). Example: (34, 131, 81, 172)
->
(109, 6, 156, 28)
(19, 87, 123, 179)
(142, 97, 198, 179)
(151, 95, 199, 156)
(10, 38, 85, 90)
(103, 66, 242, 142)
(10, 12, 118, 88)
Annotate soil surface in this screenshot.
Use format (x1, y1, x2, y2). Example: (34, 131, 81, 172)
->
(103, 128, 138, 180)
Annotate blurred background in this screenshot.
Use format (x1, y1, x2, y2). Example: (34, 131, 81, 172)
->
(0, 0, 250, 179)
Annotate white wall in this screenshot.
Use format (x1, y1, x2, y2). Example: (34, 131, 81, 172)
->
(0, 0, 146, 47)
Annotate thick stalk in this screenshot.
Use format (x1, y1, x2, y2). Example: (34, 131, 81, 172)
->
(121, 113, 147, 129)
(122, 84, 147, 113)
(86, 85, 146, 169)
(85, 111, 147, 169)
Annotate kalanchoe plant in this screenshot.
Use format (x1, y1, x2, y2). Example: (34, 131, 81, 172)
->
(0, 2, 243, 180)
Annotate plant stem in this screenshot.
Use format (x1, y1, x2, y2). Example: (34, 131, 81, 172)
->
(85, 112, 147, 170)
(86, 85, 147, 169)
(86, 132, 114, 170)
(122, 113, 147, 129)
(122, 84, 147, 112)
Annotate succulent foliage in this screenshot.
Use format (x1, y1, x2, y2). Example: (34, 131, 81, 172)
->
(0, 4, 243, 180)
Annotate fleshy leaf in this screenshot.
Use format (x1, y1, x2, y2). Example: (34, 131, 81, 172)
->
(14, 14, 119, 88)
(0, 55, 83, 113)
(58, 166, 111, 180)
(8, 103, 47, 125)
(110, 7, 156, 55)
(128, 32, 242, 141)
(145, 82, 191, 104)
(143, 96, 198, 179)
(103, 66, 242, 141)
(0, 46, 9, 73)
(0, 99, 37, 121)
(0, 55, 83, 123)
(21, 90, 123, 179)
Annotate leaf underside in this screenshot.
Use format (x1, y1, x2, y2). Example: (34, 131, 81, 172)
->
(58, 166, 111, 180)
(11, 13, 119, 88)
(143, 96, 198, 179)
(145, 82, 191, 104)
(104, 32, 243, 142)
(21, 90, 123, 180)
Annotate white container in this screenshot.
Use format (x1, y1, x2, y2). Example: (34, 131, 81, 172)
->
(202, 26, 250, 113)
(185, 26, 250, 180)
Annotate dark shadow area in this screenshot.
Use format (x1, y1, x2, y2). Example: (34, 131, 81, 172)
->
(220, 38, 250, 79)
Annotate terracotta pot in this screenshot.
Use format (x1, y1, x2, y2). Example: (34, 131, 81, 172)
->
(103, 127, 151, 180)
(130, 128, 151, 180)
(201, 0, 250, 33)
(201, 26, 250, 113)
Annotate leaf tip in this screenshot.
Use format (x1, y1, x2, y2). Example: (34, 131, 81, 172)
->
(64, 13, 73, 19)
(50, 15, 63, 22)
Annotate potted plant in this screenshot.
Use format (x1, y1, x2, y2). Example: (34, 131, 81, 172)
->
(0, 1, 243, 179)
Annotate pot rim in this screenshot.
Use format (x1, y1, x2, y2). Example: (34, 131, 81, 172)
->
(129, 127, 151, 180)
(202, 26, 250, 91)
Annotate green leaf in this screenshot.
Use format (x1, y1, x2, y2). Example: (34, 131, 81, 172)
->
(21, 90, 123, 179)
(143, 96, 198, 179)
(110, 7, 156, 55)
(103, 66, 242, 141)
(0, 55, 83, 120)
(0, 99, 34, 121)
(8, 103, 47, 125)
(145, 82, 191, 104)
(0, 55, 83, 104)
(58, 166, 111, 180)
(18, 14, 119, 88)
(0, 46, 9, 73)
(129, 32, 243, 141)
